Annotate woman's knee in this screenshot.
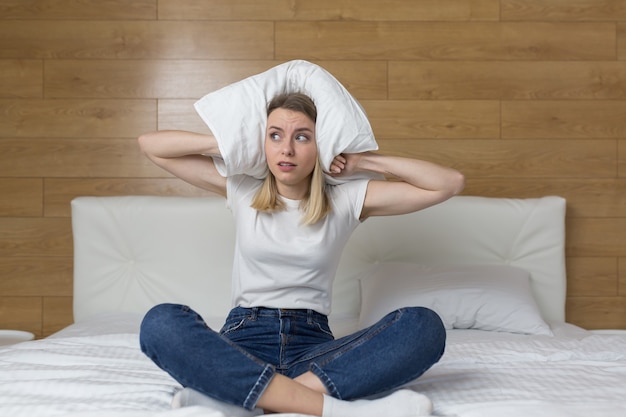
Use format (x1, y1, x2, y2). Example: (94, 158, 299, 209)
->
(139, 303, 186, 351)
(394, 307, 446, 355)
(141, 302, 180, 329)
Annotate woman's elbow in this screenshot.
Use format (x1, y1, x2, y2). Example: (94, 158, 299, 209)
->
(136, 134, 147, 155)
(448, 170, 466, 197)
(137, 133, 150, 153)
(137, 132, 160, 158)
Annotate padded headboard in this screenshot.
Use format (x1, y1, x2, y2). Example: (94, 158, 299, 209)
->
(71, 195, 566, 326)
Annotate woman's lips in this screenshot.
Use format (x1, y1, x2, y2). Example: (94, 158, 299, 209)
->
(278, 161, 296, 171)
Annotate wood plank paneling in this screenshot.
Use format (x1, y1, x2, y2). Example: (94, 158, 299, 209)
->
(44, 60, 388, 100)
(0, 297, 42, 337)
(617, 139, 626, 178)
(389, 61, 626, 100)
(567, 297, 626, 330)
(0, 0, 157, 20)
(567, 218, 626, 257)
(0, 179, 42, 217)
(42, 297, 72, 337)
(158, 99, 209, 132)
(502, 0, 626, 21)
(45, 60, 275, 99)
(619, 23, 626, 60)
(0, 1, 624, 331)
(0, 99, 155, 138)
(0, 60, 42, 98)
(0, 138, 160, 178)
(0, 21, 274, 60)
(618, 257, 626, 297)
(567, 257, 618, 297)
(0, 218, 72, 258)
(380, 139, 616, 178)
(44, 178, 216, 217)
(464, 178, 626, 218)
(158, 0, 500, 21)
(276, 22, 615, 61)
(362, 101, 500, 139)
(0, 257, 72, 296)
(502, 101, 626, 139)
(313, 61, 388, 100)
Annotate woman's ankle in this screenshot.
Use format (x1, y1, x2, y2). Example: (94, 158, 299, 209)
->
(256, 374, 324, 416)
(294, 371, 328, 394)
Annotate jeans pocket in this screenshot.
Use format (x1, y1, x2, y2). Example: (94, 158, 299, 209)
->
(311, 319, 334, 339)
(220, 317, 248, 336)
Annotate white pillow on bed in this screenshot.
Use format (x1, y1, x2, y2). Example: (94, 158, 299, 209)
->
(358, 263, 553, 335)
(194, 60, 379, 181)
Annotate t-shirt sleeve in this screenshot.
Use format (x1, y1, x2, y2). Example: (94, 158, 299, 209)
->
(330, 179, 371, 223)
(226, 175, 261, 213)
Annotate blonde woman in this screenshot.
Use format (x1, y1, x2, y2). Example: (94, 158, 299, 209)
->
(139, 92, 465, 417)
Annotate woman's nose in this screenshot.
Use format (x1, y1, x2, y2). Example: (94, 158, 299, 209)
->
(282, 141, 294, 155)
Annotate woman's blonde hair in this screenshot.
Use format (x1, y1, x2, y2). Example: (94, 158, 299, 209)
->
(250, 92, 331, 225)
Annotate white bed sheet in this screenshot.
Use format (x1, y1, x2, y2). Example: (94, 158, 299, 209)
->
(411, 323, 626, 416)
(1, 315, 625, 417)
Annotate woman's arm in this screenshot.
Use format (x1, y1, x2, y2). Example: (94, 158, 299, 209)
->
(138, 130, 227, 196)
(329, 152, 465, 219)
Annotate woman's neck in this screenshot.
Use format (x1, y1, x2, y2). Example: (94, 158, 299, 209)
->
(276, 184, 309, 201)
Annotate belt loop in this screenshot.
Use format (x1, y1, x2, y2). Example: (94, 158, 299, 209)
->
(307, 309, 313, 324)
(251, 307, 258, 320)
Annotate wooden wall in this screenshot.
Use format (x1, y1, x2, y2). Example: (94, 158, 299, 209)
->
(0, 0, 625, 337)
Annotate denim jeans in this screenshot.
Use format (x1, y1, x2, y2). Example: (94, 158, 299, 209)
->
(140, 304, 445, 411)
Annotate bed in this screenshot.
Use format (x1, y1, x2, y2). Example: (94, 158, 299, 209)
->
(1, 194, 625, 417)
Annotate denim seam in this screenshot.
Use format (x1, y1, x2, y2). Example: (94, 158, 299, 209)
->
(243, 364, 275, 410)
(311, 310, 402, 367)
(279, 316, 286, 367)
(310, 362, 342, 399)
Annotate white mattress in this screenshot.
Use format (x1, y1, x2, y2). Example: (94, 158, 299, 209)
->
(1, 315, 625, 417)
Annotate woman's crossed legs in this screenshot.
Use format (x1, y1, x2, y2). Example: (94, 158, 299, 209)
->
(140, 305, 445, 416)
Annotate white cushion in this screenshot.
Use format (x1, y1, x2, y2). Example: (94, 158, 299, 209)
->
(72, 196, 236, 323)
(194, 60, 379, 182)
(334, 195, 566, 326)
(358, 263, 553, 335)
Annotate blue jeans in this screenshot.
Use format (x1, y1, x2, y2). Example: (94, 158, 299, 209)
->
(140, 304, 445, 411)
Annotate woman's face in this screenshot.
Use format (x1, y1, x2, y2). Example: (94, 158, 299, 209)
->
(265, 107, 318, 199)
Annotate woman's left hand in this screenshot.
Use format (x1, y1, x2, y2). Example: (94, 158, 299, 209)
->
(328, 154, 347, 175)
(327, 153, 366, 177)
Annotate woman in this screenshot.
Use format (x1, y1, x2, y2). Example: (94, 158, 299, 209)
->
(139, 92, 465, 417)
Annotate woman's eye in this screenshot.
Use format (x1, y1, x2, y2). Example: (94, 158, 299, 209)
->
(295, 134, 309, 142)
(270, 132, 280, 141)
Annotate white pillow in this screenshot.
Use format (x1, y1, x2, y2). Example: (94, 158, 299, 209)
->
(358, 263, 553, 335)
(194, 60, 380, 182)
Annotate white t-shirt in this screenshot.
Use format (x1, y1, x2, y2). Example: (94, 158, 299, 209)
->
(226, 175, 369, 315)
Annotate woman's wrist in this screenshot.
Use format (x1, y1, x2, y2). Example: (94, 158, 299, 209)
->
(356, 152, 386, 174)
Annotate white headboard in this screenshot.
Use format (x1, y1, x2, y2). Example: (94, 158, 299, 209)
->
(71, 195, 566, 326)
